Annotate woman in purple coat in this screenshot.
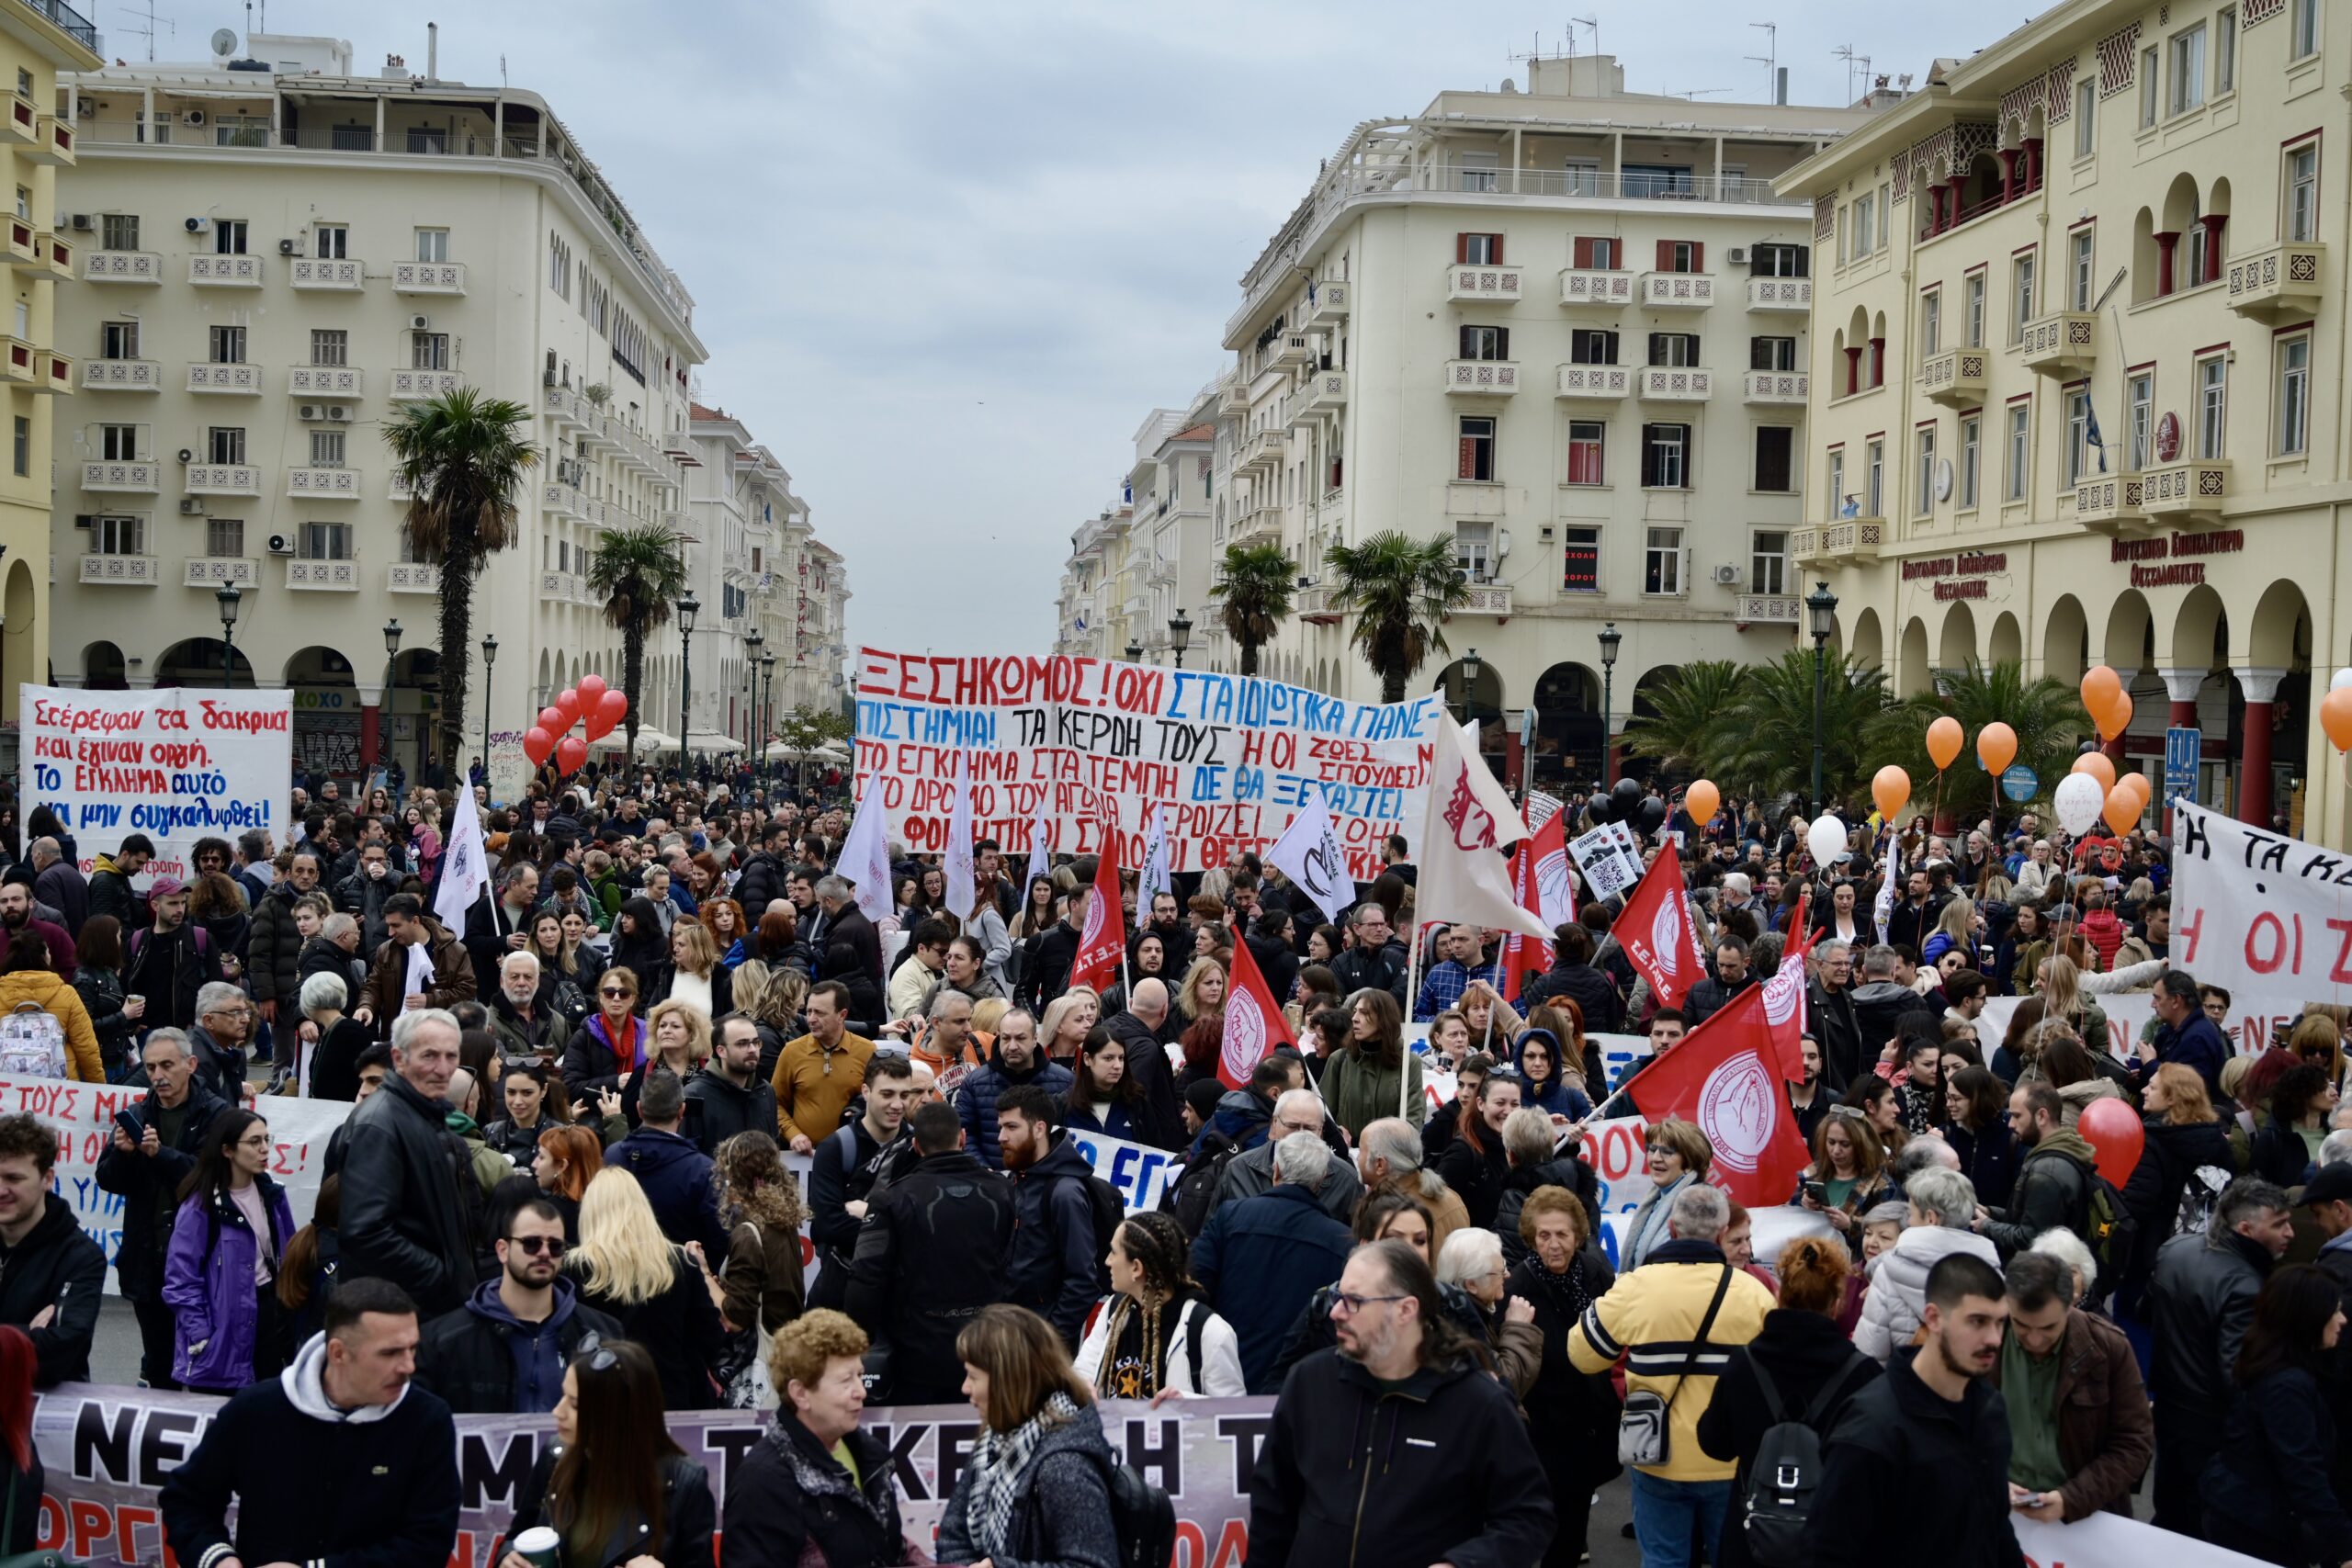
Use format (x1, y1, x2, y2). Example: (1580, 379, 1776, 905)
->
(162, 1108, 295, 1394)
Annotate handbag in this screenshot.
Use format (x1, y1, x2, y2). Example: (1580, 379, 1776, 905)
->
(1616, 1264, 1734, 1469)
(0, 1464, 76, 1568)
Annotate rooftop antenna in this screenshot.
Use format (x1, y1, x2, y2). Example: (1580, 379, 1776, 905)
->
(1747, 21, 1778, 103)
(117, 1, 174, 62)
(1674, 87, 1733, 99)
(1572, 14, 1598, 64)
(1834, 45, 1873, 105)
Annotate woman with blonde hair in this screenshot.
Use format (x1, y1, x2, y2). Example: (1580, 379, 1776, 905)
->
(1458, 978, 1523, 1055)
(1174, 957, 1228, 1080)
(2035, 953, 2114, 1055)
(1037, 989, 1098, 1064)
(561, 1168, 726, 1411)
(633, 1000, 712, 1120)
(664, 918, 734, 1018)
(935, 1305, 1116, 1568)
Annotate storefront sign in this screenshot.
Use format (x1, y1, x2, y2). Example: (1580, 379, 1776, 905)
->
(2113, 528, 2245, 587)
(1902, 551, 2007, 601)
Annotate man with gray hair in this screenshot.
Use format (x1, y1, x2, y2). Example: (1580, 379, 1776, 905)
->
(1357, 1115, 1475, 1253)
(1329, 901, 1408, 1007)
(339, 1008, 478, 1315)
(487, 950, 558, 1064)
(1218, 1089, 1363, 1219)
(1193, 1130, 1355, 1393)
(1852, 941, 1936, 1065)
(190, 980, 252, 1096)
(27, 838, 84, 935)
(95, 1026, 229, 1388)
(1855, 1167, 1999, 1363)
(812, 874, 883, 1005)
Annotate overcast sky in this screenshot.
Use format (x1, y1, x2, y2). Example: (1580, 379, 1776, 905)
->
(248, 0, 1975, 658)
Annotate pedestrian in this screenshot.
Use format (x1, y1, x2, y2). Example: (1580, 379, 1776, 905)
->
(1214, 1089, 1364, 1225)
(70, 916, 141, 1080)
(162, 1107, 296, 1393)
(707, 1130, 808, 1406)
(933, 1304, 1119, 1568)
(1493, 1108, 1600, 1263)
(1319, 987, 1425, 1139)
(719, 1309, 907, 1568)
(337, 1009, 479, 1317)
(352, 893, 478, 1040)
(1434, 1071, 1520, 1229)
(1993, 1250, 2153, 1523)
(998, 1085, 1103, 1348)
(560, 1168, 727, 1413)
(1075, 1211, 1246, 1399)
(1193, 1133, 1354, 1394)
(94, 1029, 229, 1388)
(2199, 1262, 2352, 1562)
(1621, 1117, 1713, 1271)
(562, 965, 648, 1101)
(1355, 1116, 1474, 1258)
(531, 1124, 604, 1244)
(683, 1013, 778, 1155)
(413, 1194, 617, 1416)
(1980, 1081, 2098, 1260)
(606, 1066, 729, 1261)
(0, 929, 102, 1081)
(954, 1006, 1070, 1168)
(1500, 1185, 1619, 1568)
(0, 1325, 37, 1554)
(805, 1053, 917, 1311)
(1855, 1168, 2001, 1362)
(0, 1112, 104, 1387)
(771, 980, 876, 1156)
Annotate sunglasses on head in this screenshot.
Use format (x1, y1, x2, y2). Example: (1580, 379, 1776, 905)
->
(572, 1330, 617, 1371)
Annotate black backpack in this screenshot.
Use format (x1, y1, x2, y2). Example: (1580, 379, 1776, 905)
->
(1064, 1168, 1129, 1294)
(1164, 1134, 1241, 1238)
(2080, 1167, 2139, 1302)
(1069, 1444, 1176, 1568)
(1737, 1353, 1872, 1568)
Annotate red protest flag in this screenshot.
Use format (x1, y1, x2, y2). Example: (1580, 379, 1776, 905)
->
(1068, 826, 1127, 996)
(1218, 928, 1297, 1089)
(1499, 811, 1562, 1002)
(1625, 984, 1813, 1209)
(1611, 840, 1704, 1010)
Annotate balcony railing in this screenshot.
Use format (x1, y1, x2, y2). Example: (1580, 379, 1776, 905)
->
(1298, 584, 1342, 624)
(1559, 269, 1634, 307)
(1423, 166, 1802, 205)
(182, 557, 256, 588)
(1306, 280, 1349, 325)
(1272, 333, 1314, 369)
(287, 558, 360, 591)
(1555, 363, 1632, 400)
(1791, 527, 1829, 568)
(387, 563, 441, 593)
(1821, 518, 1884, 562)
(288, 367, 364, 398)
(1742, 369, 1807, 405)
(287, 467, 362, 500)
(2226, 242, 2324, 321)
(2142, 458, 2230, 525)
(186, 464, 263, 496)
(1452, 583, 1512, 615)
(1444, 262, 1523, 303)
(1747, 276, 1811, 311)
(1444, 359, 1521, 394)
(19, 0, 99, 50)
(83, 250, 160, 284)
(78, 554, 156, 585)
(1236, 428, 1286, 473)
(1639, 272, 1714, 308)
(1303, 368, 1348, 416)
(288, 258, 365, 290)
(1637, 366, 1712, 401)
(188, 254, 264, 287)
(81, 357, 157, 391)
(1919, 348, 1989, 407)
(83, 459, 156, 491)
(390, 369, 460, 400)
(2073, 473, 2145, 532)
(1737, 593, 1801, 624)
(1216, 377, 1250, 415)
(542, 482, 582, 519)
(1231, 504, 1283, 546)
(187, 363, 262, 394)
(390, 261, 467, 295)
(2021, 313, 2097, 378)
(25, 116, 73, 166)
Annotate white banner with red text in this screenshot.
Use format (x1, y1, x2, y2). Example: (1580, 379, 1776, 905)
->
(2170, 801, 2352, 1053)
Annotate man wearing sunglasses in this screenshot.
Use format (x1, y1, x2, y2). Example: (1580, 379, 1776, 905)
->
(413, 1197, 618, 1416)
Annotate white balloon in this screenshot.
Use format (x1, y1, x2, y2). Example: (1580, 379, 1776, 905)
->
(2053, 772, 2105, 836)
(1806, 814, 1849, 866)
(2332, 667, 2352, 692)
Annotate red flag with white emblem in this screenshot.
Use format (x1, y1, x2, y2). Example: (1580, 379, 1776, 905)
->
(1501, 810, 1566, 1002)
(1626, 984, 1813, 1209)
(1611, 841, 1704, 1010)
(1218, 929, 1296, 1089)
(1068, 810, 1126, 996)
(1758, 888, 1811, 1082)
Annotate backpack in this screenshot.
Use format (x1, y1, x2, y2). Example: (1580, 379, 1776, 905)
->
(2080, 1167, 2138, 1299)
(1065, 1445, 1176, 1568)
(1164, 1134, 1242, 1238)
(0, 1003, 65, 1078)
(2172, 1164, 2233, 1240)
(1738, 1353, 1873, 1567)
(1064, 1168, 1128, 1294)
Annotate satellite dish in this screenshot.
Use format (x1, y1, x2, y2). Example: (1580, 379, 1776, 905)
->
(209, 28, 237, 57)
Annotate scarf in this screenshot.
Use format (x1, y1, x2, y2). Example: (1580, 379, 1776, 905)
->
(1521, 1250, 1600, 1322)
(965, 1391, 1080, 1559)
(1091, 1292, 1193, 1400)
(589, 1011, 645, 1072)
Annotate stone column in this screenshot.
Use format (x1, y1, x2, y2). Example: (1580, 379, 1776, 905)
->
(2236, 668, 2289, 827)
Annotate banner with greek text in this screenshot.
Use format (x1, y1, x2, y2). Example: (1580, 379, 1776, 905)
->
(2170, 801, 2352, 1053)
(1065, 1129, 1179, 1213)
(20, 685, 292, 886)
(852, 649, 1442, 881)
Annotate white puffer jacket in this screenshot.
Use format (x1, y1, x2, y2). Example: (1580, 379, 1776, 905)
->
(1854, 1224, 2002, 1362)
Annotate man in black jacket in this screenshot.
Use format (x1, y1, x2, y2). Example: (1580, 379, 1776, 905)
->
(1979, 1083, 2098, 1260)
(1810, 1253, 2026, 1568)
(123, 879, 223, 1032)
(813, 875, 884, 1005)
(247, 851, 324, 1029)
(1848, 942, 1936, 1066)
(1807, 940, 1864, 1089)
(844, 1100, 1014, 1404)
(0, 1113, 105, 1388)
(1016, 887, 1086, 1011)
(1328, 901, 1408, 1007)
(611, 1066, 730, 1263)
(683, 1014, 779, 1155)
(999, 1086, 1101, 1348)
(338, 1009, 479, 1317)
(94, 1029, 229, 1388)
(415, 1198, 618, 1414)
(86, 832, 153, 931)
(1520, 923, 1623, 1036)
(161, 1279, 459, 1568)
(807, 1054, 919, 1309)
(732, 822, 790, 919)
(1103, 979, 1182, 1150)
(1682, 936, 1756, 1026)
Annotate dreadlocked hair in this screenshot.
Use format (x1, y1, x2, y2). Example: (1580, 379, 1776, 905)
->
(1087, 1212, 1204, 1399)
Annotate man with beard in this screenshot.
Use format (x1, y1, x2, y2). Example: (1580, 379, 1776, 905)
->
(414, 1196, 618, 1414)
(124, 879, 222, 1028)
(486, 951, 560, 1065)
(0, 881, 74, 979)
(1788, 1033, 1835, 1145)
(248, 851, 323, 1028)
(807, 1054, 920, 1310)
(998, 1084, 1102, 1348)
(1884, 868, 1940, 956)
(683, 1013, 778, 1156)
(87, 833, 153, 931)
(1811, 1254, 2026, 1568)
(1980, 1083, 2098, 1260)
(1684, 936, 1755, 1027)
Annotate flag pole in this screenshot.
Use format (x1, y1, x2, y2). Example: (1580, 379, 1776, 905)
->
(1399, 915, 1424, 1120)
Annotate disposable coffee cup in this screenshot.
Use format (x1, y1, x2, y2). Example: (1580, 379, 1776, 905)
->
(513, 1527, 561, 1568)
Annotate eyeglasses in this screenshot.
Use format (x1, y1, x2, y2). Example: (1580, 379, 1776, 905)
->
(506, 1235, 566, 1257)
(1329, 1291, 1408, 1317)
(601, 987, 633, 999)
(573, 1330, 617, 1371)
(236, 1134, 273, 1150)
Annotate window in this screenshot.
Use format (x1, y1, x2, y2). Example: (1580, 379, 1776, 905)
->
(209, 427, 245, 465)
(299, 522, 353, 560)
(11, 186, 25, 222)
(92, 515, 143, 555)
(99, 214, 138, 252)
(1826, 449, 1845, 518)
(1916, 426, 1939, 515)
(2293, 0, 2320, 58)
(11, 70, 24, 97)
(1959, 415, 1981, 507)
(1571, 236, 1619, 269)
(1865, 438, 1884, 515)
(2279, 335, 2312, 455)
(2140, 46, 2160, 127)
(1569, 329, 1619, 365)
(1851, 194, 1876, 258)
(1657, 241, 1701, 273)
(2289, 143, 2320, 243)
(1641, 423, 1690, 488)
(1643, 527, 1685, 595)
(1457, 416, 1496, 481)
(1458, 325, 1510, 361)
(1454, 152, 1499, 193)
(311, 224, 347, 260)
(311, 329, 347, 367)
(1751, 532, 1789, 595)
(2187, 211, 2213, 289)
(2064, 389, 2092, 484)
(1566, 421, 1606, 485)
(213, 220, 248, 255)
(1754, 426, 1794, 492)
(98, 321, 138, 359)
(405, 124, 448, 154)
(2075, 79, 2098, 157)
(215, 116, 266, 148)
(1964, 273, 1986, 347)
(208, 324, 245, 364)
(2006, 404, 2030, 500)
(1920, 290, 1941, 358)
(1751, 243, 1809, 277)
(1457, 232, 1503, 265)
(14, 417, 28, 478)
(2127, 371, 2154, 470)
(205, 518, 244, 557)
(2011, 253, 2037, 342)
(2071, 231, 2095, 310)
(548, 231, 571, 298)
(1454, 522, 1493, 577)
(2198, 355, 2227, 459)
(98, 423, 136, 460)
(413, 228, 449, 264)
(1564, 161, 1601, 197)
(412, 333, 450, 371)
(1561, 527, 1600, 592)
(2218, 8, 2237, 91)
(309, 430, 346, 468)
(2170, 26, 2208, 115)
(1648, 333, 1701, 367)
(1750, 336, 1797, 372)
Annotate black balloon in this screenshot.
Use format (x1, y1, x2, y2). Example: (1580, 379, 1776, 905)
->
(1611, 778, 1645, 822)
(1636, 798, 1668, 836)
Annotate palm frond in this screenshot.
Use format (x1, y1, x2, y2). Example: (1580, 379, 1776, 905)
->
(585, 524, 691, 768)
(1209, 544, 1296, 677)
(1327, 531, 1471, 702)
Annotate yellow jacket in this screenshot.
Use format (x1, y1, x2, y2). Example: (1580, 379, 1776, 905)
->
(1568, 1242, 1777, 1481)
(0, 972, 106, 1083)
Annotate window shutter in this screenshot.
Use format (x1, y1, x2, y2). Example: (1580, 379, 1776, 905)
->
(1656, 239, 1673, 271)
(1649, 333, 1667, 366)
(1691, 242, 1704, 271)
(1459, 324, 1476, 358)
(1641, 426, 1661, 487)
(1603, 330, 1619, 365)
(1496, 327, 1510, 360)
(1573, 236, 1594, 268)
(1459, 436, 1477, 480)
(1456, 232, 1470, 264)
(1491, 234, 1503, 264)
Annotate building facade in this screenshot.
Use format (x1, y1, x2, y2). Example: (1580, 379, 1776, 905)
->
(1213, 54, 1881, 792)
(51, 34, 704, 783)
(1782, 0, 2345, 839)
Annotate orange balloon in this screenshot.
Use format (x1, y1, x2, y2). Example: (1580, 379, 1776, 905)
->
(2120, 772, 2154, 807)
(2324, 687, 2352, 750)
(1872, 765, 1912, 822)
(1685, 779, 1722, 827)
(1925, 716, 1964, 772)
(2098, 691, 2135, 742)
(2103, 784, 2142, 835)
(2071, 751, 2117, 793)
(2081, 665, 2122, 719)
(1976, 721, 2018, 775)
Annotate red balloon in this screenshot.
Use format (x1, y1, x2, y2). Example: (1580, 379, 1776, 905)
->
(577, 674, 608, 707)
(2077, 1097, 2146, 1187)
(583, 710, 614, 742)
(537, 705, 567, 735)
(522, 727, 555, 766)
(597, 689, 628, 728)
(555, 689, 583, 727)
(556, 734, 588, 776)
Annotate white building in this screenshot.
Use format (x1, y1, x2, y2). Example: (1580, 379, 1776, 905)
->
(1052, 385, 1219, 661)
(51, 33, 703, 783)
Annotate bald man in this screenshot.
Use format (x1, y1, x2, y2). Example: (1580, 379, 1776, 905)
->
(1106, 976, 1182, 1151)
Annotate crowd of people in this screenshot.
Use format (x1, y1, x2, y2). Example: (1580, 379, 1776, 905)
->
(0, 769, 2340, 1567)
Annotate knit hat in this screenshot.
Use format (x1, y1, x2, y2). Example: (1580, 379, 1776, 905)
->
(1183, 1078, 1224, 1123)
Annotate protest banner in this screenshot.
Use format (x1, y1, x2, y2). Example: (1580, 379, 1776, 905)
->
(1066, 1128, 1179, 1213)
(1981, 992, 2156, 1058)
(2170, 800, 2352, 1052)
(851, 649, 1442, 880)
(1568, 820, 1645, 902)
(19, 685, 293, 886)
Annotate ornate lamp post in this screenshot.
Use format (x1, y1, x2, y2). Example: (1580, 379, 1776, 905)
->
(216, 583, 243, 685)
(676, 592, 699, 769)
(1807, 581, 1840, 818)
(1168, 609, 1193, 671)
(479, 634, 498, 785)
(1597, 621, 1621, 789)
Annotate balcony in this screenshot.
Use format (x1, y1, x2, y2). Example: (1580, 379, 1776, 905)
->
(389, 472, 415, 503)
(83, 250, 161, 284)
(81, 357, 158, 391)
(82, 460, 156, 492)
(288, 367, 364, 399)
(1216, 376, 1250, 415)
(539, 570, 586, 604)
(1555, 363, 1632, 400)
(390, 369, 460, 400)
(2142, 458, 2231, 526)
(25, 116, 74, 167)
(387, 562, 440, 593)
(1919, 348, 1989, 408)
(1231, 504, 1283, 547)
(3, 97, 30, 148)
(1452, 583, 1513, 615)
(1306, 280, 1349, 326)
(2, 220, 36, 272)
(2225, 242, 2324, 322)
(1272, 333, 1314, 369)
(1742, 369, 1808, 405)
(542, 385, 594, 432)
(0, 336, 33, 386)
(188, 254, 264, 287)
(288, 258, 365, 291)
(1821, 518, 1884, 562)
(1637, 366, 1713, 402)
(1297, 584, 1342, 625)
(287, 467, 362, 501)
(287, 558, 360, 591)
(1737, 593, 1802, 624)
(1236, 427, 1286, 475)
(391, 261, 467, 295)
(1443, 359, 1521, 395)
(42, 233, 71, 283)
(31, 351, 69, 393)
(2020, 312, 2096, 378)
(185, 465, 263, 497)
(182, 557, 256, 589)
(1303, 367, 1348, 415)
(542, 482, 582, 519)
(187, 363, 263, 395)
(1639, 272, 1716, 309)
(2072, 473, 2146, 533)
(1559, 269, 1634, 308)
(1444, 262, 1523, 304)
(1791, 527, 1830, 568)
(1747, 276, 1812, 312)
(78, 555, 156, 585)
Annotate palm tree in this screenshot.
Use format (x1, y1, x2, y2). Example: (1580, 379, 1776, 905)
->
(1899, 659, 2089, 829)
(1327, 531, 1470, 703)
(1716, 651, 1906, 805)
(383, 389, 537, 773)
(1617, 660, 1748, 778)
(1209, 543, 1295, 677)
(585, 522, 690, 768)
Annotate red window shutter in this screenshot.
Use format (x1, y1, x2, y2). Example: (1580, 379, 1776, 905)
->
(1573, 236, 1593, 268)
(1456, 232, 1470, 264)
(1656, 239, 1673, 270)
(1491, 234, 1503, 264)
(1497, 327, 1510, 360)
(1459, 436, 1476, 479)
(1691, 242, 1704, 271)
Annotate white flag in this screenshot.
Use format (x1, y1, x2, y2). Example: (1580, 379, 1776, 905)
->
(403, 940, 436, 999)
(942, 750, 977, 921)
(1138, 804, 1173, 907)
(430, 779, 489, 934)
(1025, 808, 1051, 888)
(1415, 718, 1552, 941)
(839, 788, 895, 924)
(1873, 834, 1900, 947)
(1264, 784, 1352, 927)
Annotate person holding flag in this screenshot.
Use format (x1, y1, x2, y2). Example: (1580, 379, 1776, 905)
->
(1611, 843, 1706, 1016)
(1216, 926, 1295, 1095)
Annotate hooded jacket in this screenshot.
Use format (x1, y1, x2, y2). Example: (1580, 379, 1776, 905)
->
(244, 878, 308, 1009)
(1007, 1132, 1104, 1345)
(86, 852, 147, 931)
(0, 971, 104, 1082)
(0, 1193, 105, 1387)
(1852, 1224, 2002, 1362)
(415, 1275, 620, 1415)
(1510, 1029, 1592, 1119)
(1810, 1348, 2028, 1568)
(1983, 1128, 2098, 1258)
(162, 1175, 295, 1388)
(682, 1066, 779, 1156)
(608, 1123, 729, 1264)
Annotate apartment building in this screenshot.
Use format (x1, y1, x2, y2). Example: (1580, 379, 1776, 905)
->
(51, 34, 704, 782)
(1215, 54, 1881, 791)
(1783, 0, 2343, 837)
(1055, 505, 1134, 659)
(0, 0, 99, 737)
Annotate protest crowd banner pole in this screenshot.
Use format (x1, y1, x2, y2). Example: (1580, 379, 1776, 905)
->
(1397, 915, 1423, 1120)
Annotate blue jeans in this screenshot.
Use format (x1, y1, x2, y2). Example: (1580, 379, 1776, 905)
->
(1628, 1470, 1732, 1568)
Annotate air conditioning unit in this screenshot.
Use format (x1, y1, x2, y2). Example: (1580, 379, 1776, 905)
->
(184, 216, 210, 234)
(1727, 246, 1750, 265)
(277, 238, 297, 255)
(408, 313, 431, 332)
(175, 447, 193, 463)
(266, 534, 294, 555)
(298, 403, 320, 421)
(177, 498, 204, 515)
(183, 109, 206, 128)
(326, 405, 351, 423)
(68, 214, 91, 231)
(71, 514, 92, 530)
(1711, 563, 1742, 585)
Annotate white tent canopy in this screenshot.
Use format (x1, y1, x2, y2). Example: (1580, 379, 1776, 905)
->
(589, 725, 677, 751)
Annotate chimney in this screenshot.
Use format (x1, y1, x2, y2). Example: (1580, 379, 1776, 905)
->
(1775, 66, 1788, 105)
(426, 22, 437, 83)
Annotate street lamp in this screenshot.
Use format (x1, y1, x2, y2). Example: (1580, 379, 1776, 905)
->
(677, 592, 699, 772)
(1453, 648, 1482, 724)
(1597, 621, 1621, 789)
(742, 630, 764, 764)
(1125, 639, 1143, 663)
(1806, 581, 1840, 818)
(381, 619, 402, 782)
(479, 634, 498, 790)
(759, 651, 777, 792)
(1168, 608, 1193, 671)
(215, 583, 242, 686)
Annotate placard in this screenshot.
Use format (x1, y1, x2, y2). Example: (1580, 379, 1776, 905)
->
(1568, 821, 1645, 901)
(1066, 1128, 1178, 1213)
(2167, 801, 2350, 1053)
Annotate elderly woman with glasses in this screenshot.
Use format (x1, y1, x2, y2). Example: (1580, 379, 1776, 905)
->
(561, 967, 649, 1104)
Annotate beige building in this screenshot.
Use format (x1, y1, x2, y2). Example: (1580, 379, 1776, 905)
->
(1052, 397, 1218, 663)
(1215, 54, 1883, 790)
(1783, 0, 2345, 839)
(51, 34, 703, 783)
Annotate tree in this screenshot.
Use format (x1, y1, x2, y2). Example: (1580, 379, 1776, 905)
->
(1714, 651, 1906, 807)
(1327, 531, 1470, 703)
(1208, 543, 1295, 677)
(383, 389, 537, 774)
(1897, 659, 2090, 830)
(584, 522, 690, 769)
(1617, 660, 1747, 778)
